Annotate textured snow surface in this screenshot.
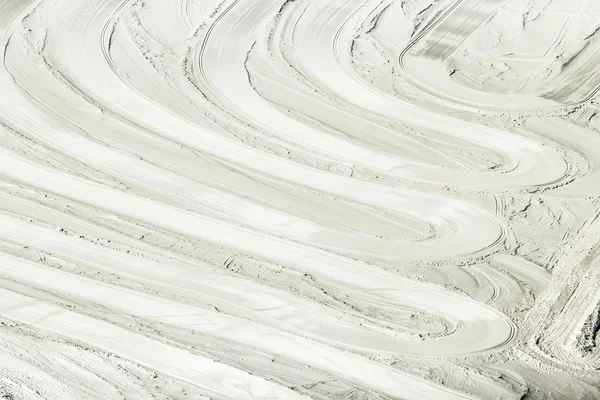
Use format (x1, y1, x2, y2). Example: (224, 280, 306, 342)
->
(0, 0, 599, 399)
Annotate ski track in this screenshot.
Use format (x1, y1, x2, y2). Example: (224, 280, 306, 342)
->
(0, 0, 599, 398)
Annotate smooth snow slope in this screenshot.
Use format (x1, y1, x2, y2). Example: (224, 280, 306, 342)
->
(0, 0, 599, 399)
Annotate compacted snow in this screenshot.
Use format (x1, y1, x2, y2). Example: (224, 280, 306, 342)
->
(0, 0, 599, 399)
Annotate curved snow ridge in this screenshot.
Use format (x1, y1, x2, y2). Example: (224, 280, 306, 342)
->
(0, 0, 563, 398)
(192, 0, 575, 191)
(244, 0, 578, 189)
(3, 0, 512, 258)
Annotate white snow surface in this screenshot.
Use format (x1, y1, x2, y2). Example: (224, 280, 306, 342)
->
(0, 0, 599, 399)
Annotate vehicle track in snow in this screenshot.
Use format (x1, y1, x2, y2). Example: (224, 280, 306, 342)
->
(0, 0, 599, 398)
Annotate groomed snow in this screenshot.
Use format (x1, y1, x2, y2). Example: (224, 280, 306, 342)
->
(0, 0, 599, 399)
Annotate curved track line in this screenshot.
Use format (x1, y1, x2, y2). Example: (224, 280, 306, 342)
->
(3, 0, 596, 397)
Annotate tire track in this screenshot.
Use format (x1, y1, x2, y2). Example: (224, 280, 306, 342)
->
(2, 0, 596, 398)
